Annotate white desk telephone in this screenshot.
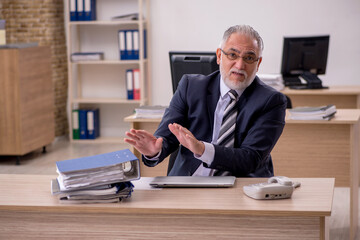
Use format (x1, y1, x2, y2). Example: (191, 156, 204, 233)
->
(243, 176, 301, 200)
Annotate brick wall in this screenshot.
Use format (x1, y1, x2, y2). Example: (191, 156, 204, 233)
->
(0, 0, 68, 137)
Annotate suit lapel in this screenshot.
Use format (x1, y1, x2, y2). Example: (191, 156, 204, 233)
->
(207, 73, 221, 134)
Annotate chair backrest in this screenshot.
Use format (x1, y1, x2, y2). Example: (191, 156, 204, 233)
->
(285, 95, 292, 109)
(167, 147, 179, 175)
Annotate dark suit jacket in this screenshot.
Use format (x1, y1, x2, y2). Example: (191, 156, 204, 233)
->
(143, 71, 287, 177)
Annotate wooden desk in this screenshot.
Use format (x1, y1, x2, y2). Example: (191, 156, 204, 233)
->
(0, 174, 334, 240)
(281, 86, 360, 108)
(271, 109, 360, 240)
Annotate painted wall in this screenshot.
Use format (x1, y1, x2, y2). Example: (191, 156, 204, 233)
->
(149, 0, 360, 105)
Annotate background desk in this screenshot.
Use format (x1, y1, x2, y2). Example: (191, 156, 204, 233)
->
(271, 109, 360, 240)
(0, 175, 334, 240)
(281, 86, 360, 108)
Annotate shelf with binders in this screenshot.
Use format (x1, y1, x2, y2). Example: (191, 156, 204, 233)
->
(65, 0, 151, 143)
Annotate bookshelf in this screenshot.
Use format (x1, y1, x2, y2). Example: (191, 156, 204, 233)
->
(64, 0, 151, 143)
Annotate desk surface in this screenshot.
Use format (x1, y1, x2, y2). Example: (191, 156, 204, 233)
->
(125, 109, 360, 124)
(0, 174, 334, 217)
(281, 85, 360, 95)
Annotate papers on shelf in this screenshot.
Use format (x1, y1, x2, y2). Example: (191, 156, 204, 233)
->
(134, 105, 167, 118)
(71, 52, 104, 62)
(111, 13, 140, 21)
(258, 74, 284, 91)
(52, 149, 140, 203)
(289, 104, 337, 120)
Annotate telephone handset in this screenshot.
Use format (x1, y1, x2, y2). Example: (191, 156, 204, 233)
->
(243, 176, 301, 200)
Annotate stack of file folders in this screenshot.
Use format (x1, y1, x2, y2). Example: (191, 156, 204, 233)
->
(289, 104, 337, 120)
(134, 105, 167, 118)
(258, 74, 285, 91)
(51, 149, 140, 204)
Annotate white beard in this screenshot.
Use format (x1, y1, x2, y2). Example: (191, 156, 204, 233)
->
(219, 59, 257, 91)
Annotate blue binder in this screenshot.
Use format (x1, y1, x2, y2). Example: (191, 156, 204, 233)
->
(118, 30, 127, 60)
(87, 108, 100, 139)
(143, 29, 147, 59)
(126, 69, 134, 99)
(125, 30, 134, 59)
(132, 30, 139, 60)
(84, 0, 96, 21)
(78, 109, 88, 139)
(70, 0, 77, 21)
(56, 149, 139, 174)
(76, 0, 84, 21)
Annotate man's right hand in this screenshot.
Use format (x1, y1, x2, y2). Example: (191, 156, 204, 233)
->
(124, 129, 163, 158)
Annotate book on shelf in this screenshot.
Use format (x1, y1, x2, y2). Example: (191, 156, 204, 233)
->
(289, 104, 337, 120)
(134, 105, 167, 119)
(72, 108, 100, 140)
(71, 52, 104, 62)
(52, 149, 140, 203)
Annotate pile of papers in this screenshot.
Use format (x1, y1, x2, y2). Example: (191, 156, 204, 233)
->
(258, 74, 284, 91)
(134, 105, 167, 118)
(71, 52, 104, 62)
(289, 104, 337, 120)
(51, 149, 140, 203)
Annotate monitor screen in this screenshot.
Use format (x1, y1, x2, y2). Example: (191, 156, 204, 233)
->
(281, 35, 329, 84)
(169, 52, 219, 93)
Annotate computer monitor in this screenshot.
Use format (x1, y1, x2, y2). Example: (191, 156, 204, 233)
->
(169, 51, 219, 93)
(281, 35, 330, 89)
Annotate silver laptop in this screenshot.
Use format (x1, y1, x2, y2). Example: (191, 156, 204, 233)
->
(149, 176, 236, 188)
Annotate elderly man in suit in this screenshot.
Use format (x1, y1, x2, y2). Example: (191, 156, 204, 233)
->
(125, 25, 287, 177)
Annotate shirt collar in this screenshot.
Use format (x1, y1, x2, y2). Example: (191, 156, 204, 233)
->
(220, 76, 243, 99)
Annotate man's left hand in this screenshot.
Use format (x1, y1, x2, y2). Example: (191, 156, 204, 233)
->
(168, 123, 205, 156)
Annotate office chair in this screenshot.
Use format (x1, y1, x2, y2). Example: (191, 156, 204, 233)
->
(167, 147, 179, 175)
(285, 95, 292, 109)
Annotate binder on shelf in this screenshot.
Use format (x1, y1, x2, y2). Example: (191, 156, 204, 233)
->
(78, 109, 88, 139)
(69, 0, 77, 21)
(125, 30, 134, 60)
(76, 0, 84, 21)
(143, 29, 147, 59)
(126, 69, 134, 100)
(84, 0, 96, 21)
(133, 30, 139, 60)
(72, 109, 80, 139)
(118, 30, 126, 60)
(133, 69, 140, 100)
(87, 108, 100, 139)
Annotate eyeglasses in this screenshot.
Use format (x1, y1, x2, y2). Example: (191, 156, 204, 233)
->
(220, 49, 260, 64)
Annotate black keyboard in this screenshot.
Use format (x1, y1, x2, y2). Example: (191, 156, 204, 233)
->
(283, 76, 302, 86)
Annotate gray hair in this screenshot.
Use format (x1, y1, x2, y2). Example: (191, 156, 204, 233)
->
(220, 25, 264, 55)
